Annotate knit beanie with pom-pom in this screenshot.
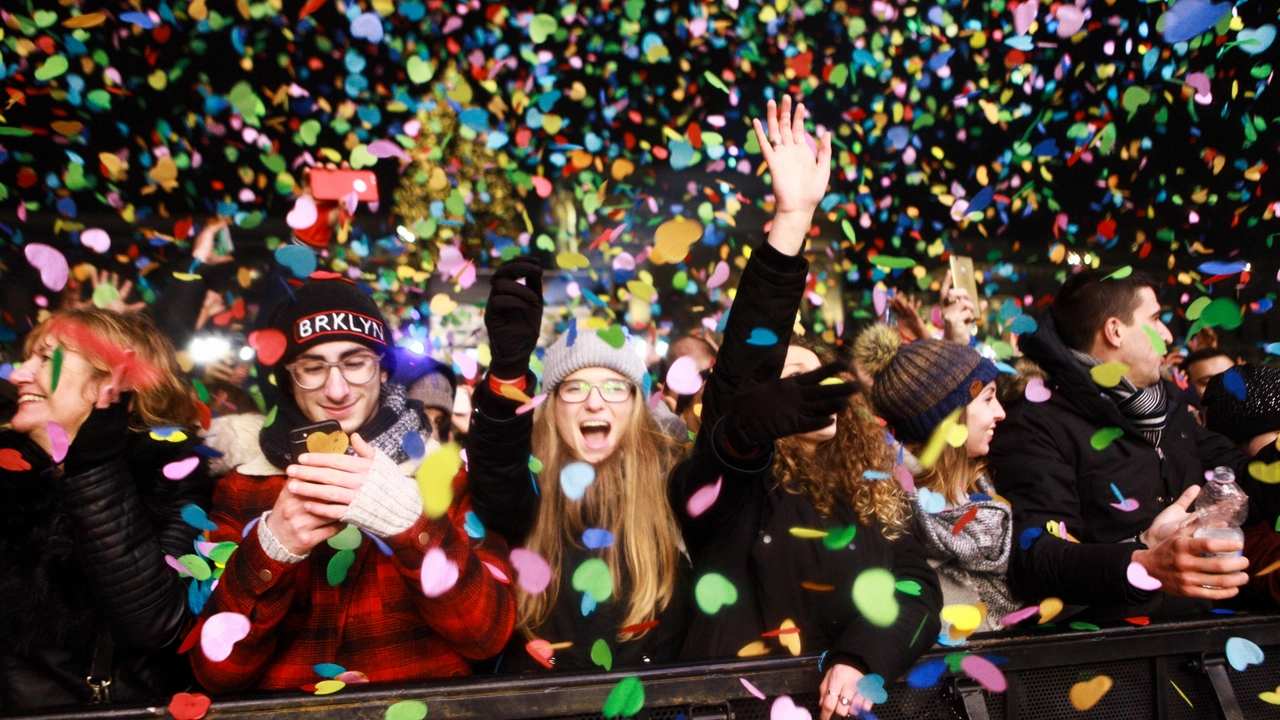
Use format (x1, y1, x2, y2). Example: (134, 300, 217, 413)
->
(855, 325, 999, 443)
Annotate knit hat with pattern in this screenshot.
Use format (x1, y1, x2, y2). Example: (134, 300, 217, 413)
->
(542, 325, 647, 391)
(858, 325, 999, 443)
(1203, 363, 1280, 444)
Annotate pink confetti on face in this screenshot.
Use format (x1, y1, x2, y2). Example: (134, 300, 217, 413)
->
(286, 195, 318, 230)
(482, 561, 511, 583)
(686, 478, 722, 518)
(516, 393, 547, 415)
(666, 356, 705, 396)
(47, 422, 70, 464)
(960, 655, 1007, 693)
(164, 456, 201, 480)
(999, 605, 1040, 626)
(420, 547, 460, 597)
(201, 612, 251, 662)
(1024, 377, 1052, 403)
(509, 548, 553, 594)
(740, 677, 766, 700)
(1126, 561, 1162, 591)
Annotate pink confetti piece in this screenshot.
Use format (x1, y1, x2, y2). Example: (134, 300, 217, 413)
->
(420, 547, 460, 597)
(509, 548, 553, 594)
(960, 655, 1007, 693)
(740, 677, 766, 700)
(25, 244, 69, 292)
(999, 605, 1040, 626)
(482, 561, 511, 583)
(665, 355, 705, 395)
(164, 456, 201, 480)
(286, 195, 318, 230)
(165, 554, 191, 575)
(47, 422, 69, 464)
(1126, 561, 1162, 591)
(201, 612, 251, 662)
(1024, 377, 1052, 403)
(516, 393, 547, 415)
(686, 478, 723, 518)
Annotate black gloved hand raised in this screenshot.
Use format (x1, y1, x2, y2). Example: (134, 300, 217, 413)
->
(721, 362, 857, 452)
(63, 391, 135, 476)
(485, 256, 544, 381)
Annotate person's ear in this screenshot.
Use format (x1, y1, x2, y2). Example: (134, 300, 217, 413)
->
(1101, 317, 1125, 350)
(381, 368, 389, 385)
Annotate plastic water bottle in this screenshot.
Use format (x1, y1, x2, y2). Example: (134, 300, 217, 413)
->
(1192, 467, 1248, 560)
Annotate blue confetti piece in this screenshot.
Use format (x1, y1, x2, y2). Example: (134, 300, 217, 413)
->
(967, 186, 995, 215)
(362, 530, 393, 556)
(1265, 343, 1280, 356)
(193, 444, 225, 459)
(1019, 526, 1043, 550)
(994, 361, 1018, 374)
(1197, 260, 1249, 276)
(582, 528, 615, 549)
(1008, 314, 1038, 335)
(581, 591, 597, 616)
(402, 431, 426, 460)
(119, 11, 155, 28)
(716, 310, 730, 333)
(181, 503, 218, 532)
(313, 663, 346, 679)
(0, 363, 13, 381)
(464, 511, 486, 539)
(969, 493, 993, 502)
(151, 426, 182, 438)
(1211, 607, 1236, 615)
(855, 674, 888, 704)
(863, 470, 892, 481)
(242, 515, 261, 539)
(1223, 368, 1247, 401)
(746, 327, 778, 346)
(566, 318, 578, 347)
(187, 576, 206, 614)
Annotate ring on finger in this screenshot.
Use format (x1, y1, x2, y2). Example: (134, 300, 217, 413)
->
(839, 697, 850, 706)
(824, 690, 835, 696)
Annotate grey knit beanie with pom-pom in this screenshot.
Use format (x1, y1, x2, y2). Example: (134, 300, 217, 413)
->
(856, 325, 999, 443)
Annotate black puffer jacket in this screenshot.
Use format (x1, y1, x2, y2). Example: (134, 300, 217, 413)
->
(0, 428, 212, 713)
(466, 382, 692, 673)
(672, 244, 942, 682)
(988, 313, 1276, 621)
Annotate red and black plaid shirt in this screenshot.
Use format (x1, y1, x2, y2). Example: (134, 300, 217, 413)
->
(190, 468, 516, 693)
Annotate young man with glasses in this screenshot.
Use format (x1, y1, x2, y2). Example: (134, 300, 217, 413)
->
(194, 278, 515, 692)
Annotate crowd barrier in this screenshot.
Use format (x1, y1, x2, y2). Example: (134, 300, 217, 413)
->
(17, 613, 1280, 720)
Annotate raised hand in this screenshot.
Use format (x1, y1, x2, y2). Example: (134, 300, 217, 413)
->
(721, 361, 857, 451)
(939, 270, 977, 344)
(752, 96, 833, 256)
(818, 663, 875, 720)
(485, 255, 544, 381)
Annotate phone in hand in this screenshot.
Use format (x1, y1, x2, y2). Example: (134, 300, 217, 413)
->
(310, 169, 379, 202)
(948, 254, 982, 325)
(287, 420, 345, 462)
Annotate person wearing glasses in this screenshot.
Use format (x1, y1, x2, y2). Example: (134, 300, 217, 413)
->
(192, 278, 515, 692)
(465, 257, 691, 672)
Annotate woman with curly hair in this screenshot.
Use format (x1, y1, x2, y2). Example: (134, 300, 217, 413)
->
(674, 97, 941, 720)
(0, 308, 211, 711)
(854, 325, 1018, 634)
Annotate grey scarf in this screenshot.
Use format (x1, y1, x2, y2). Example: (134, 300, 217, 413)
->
(1069, 348, 1169, 446)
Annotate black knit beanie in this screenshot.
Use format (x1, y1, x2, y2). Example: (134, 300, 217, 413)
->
(1203, 363, 1280, 444)
(266, 278, 394, 374)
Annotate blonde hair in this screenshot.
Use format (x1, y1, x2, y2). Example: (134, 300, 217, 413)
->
(519, 392, 684, 642)
(907, 406, 988, 506)
(773, 339, 910, 539)
(24, 308, 201, 432)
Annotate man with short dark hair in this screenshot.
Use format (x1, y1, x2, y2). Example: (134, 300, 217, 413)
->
(990, 269, 1260, 621)
(1184, 347, 1237, 397)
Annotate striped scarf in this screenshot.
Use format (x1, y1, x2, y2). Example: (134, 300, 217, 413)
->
(1070, 349, 1169, 446)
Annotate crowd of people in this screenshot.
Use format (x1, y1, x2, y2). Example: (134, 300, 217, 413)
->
(3, 97, 1280, 716)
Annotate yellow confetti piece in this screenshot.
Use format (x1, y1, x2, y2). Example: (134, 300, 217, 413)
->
(919, 408, 964, 468)
(776, 619, 800, 657)
(789, 528, 829, 539)
(1037, 597, 1064, 625)
(941, 604, 982, 633)
(736, 641, 770, 657)
(314, 680, 346, 696)
(428, 293, 459, 316)
(498, 383, 533, 404)
(416, 443, 462, 518)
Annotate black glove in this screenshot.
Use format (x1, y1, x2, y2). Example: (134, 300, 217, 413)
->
(485, 256, 544, 380)
(720, 362, 857, 451)
(63, 392, 134, 476)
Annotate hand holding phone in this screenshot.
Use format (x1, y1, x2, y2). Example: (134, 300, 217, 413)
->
(287, 420, 347, 462)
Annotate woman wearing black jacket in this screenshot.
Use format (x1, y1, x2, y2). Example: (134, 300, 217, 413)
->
(672, 97, 942, 719)
(1, 308, 211, 712)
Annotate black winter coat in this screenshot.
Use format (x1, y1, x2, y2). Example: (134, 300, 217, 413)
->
(672, 244, 942, 682)
(0, 428, 212, 714)
(988, 313, 1277, 621)
(466, 382, 692, 673)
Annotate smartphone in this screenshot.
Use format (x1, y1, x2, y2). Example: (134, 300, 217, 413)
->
(949, 255, 982, 326)
(287, 420, 345, 462)
(310, 169, 379, 202)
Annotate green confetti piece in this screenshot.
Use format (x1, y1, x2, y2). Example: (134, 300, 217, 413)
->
(178, 553, 212, 581)
(529, 456, 543, 473)
(92, 282, 120, 308)
(572, 558, 614, 603)
(207, 542, 238, 564)
(702, 70, 729, 94)
(1069, 621, 1101, 631)
(591, 638, 613, 671)
(694, 572, 738, 614)
(0, 127, 34, 137)
(1199, 297, 1243, 330)
(823, 525, 857, 549)
(327, 548, 356, 586)
(1090, 427, 1125, 451)
(1143, 325, 1167, 356)
(327, 524, 363, 550)
(385, 701, 428, 720)
(895, 580, 922, 596)
(263, 405, 278, 428)
(602, 677, 645, 718)
(193, 379, 210, 403)
(34, 54, 70, 81)
(1104, 266, 1133, 280)
(870, 255, 918, 269)
(1186, 296, 1212, 320)
(852, 568, 899, 627)
(51, 346, 63, 394)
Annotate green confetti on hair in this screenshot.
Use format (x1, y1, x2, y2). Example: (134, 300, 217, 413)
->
(50, 346, 64, 394)
(1104, 266, 1133, 281)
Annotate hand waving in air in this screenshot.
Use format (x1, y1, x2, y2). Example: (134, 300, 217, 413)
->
(751, 96, 833, 256)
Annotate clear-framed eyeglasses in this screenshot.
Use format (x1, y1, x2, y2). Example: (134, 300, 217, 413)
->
(555, 379, 635, 404)
(285, 353, 383, 390)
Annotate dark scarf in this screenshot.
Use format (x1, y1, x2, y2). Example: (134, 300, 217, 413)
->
(259, 383, 424, 469)
(1070, 349, 1169, 446)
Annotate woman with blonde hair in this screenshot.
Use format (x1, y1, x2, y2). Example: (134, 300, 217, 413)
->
(466, 257, 690, 671)
(0, 308, 211, 711)
(855, 324, 1018, 633)
(675, 97, 941, 720)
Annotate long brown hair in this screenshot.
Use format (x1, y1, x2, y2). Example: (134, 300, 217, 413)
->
(906, 406, 988, 506)
(24, 308, 201, 431)
(520, 391, 684, 642)
(772, 339, 909, 540)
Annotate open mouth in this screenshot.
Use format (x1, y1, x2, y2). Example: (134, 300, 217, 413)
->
(18, 394, 46, 405)
(579, 420, 612, 451)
